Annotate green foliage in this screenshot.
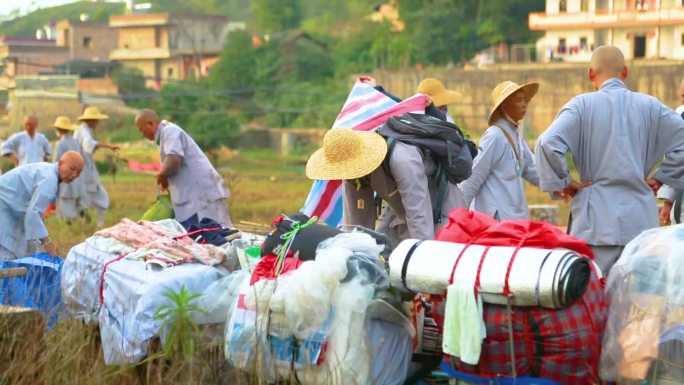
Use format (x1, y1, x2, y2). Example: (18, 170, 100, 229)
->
(208, 31, 259, 91)
(111, 67, 148, 98)
(253, 79, 346, 128)
(91, 7, 110, 23)
(0, 1, 124, 38)
(148, 81, 242, 151)
(252, 0, 302, 33)
(109, 0, 543, 131)
(398, 0, 544, 65)
(154, 286, 208, 360)
(185, 109, 241, 151)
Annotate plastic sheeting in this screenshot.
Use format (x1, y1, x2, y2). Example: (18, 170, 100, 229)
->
(61, 228, 262, 365)
(389, 239, 591, 308)
(0, 253, 63, 328)
(600, 224, 684, 383)
(98, 258, 224, 364)
(225, 232, 411, 385)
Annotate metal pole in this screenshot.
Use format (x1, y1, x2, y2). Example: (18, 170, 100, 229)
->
(506, 294, 517, 379)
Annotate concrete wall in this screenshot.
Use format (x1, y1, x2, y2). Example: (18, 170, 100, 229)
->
(371, 60, 684, 138)
(55, 21, 117, 62)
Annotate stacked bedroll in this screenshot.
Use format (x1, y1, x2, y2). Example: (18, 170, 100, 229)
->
(388, 208, 606, 385)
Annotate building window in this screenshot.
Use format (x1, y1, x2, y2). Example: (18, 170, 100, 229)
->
(167, 67, 174, 78)
(580, 37, 588, 50)
(83, 36, 92, 48)
(636, 0, 648, 11)
(559, 0, 567, 12)
(558, 37, 567, 54)
(681, 33, 684, 46)
(581, 0, 589, 11)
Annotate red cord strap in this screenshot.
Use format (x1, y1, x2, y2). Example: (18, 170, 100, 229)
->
(502, 236, 528, 297)
(448, 242, 474, 285)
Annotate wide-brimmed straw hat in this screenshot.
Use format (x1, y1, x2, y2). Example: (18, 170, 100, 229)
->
(306, 129, 388, 180)
(78, 106, 109, 121)
(488, 81, 539, 125)
(52, 116, 78, 131)
(417, 78, 462, 107)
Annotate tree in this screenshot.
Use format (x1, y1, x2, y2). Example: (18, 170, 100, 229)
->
(252, 0, 302, 34)
(209, 31, 258, 91)
(111, 67, 148, 100)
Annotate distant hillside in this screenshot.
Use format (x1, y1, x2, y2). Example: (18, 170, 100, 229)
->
(0, 1, 125, 38)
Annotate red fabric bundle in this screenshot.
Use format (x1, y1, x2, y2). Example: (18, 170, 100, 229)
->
(249, 253, 302, 285)
(436, 208, 594, 259)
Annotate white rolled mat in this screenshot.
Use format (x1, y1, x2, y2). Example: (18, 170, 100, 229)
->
(388, 239, 589, 308)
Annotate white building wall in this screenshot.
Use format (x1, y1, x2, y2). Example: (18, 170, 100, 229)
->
(536, 29, 595, 62)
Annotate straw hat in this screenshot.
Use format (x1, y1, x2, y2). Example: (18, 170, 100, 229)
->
(488, 81, 539, 125)
(78, 106, 109, 121)
(52, 116, 78, 131)
(417, 78, 461, 107)
(306, 129, 388, 180)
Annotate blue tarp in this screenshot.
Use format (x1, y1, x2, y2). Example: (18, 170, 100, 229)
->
(0, 253, 63, 328)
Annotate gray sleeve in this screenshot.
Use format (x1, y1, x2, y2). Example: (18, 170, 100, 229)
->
(459, 128, 504, 205)
(1, 134, 18, 156)
(522, 140, 540, 186)
(658, 184, 677, 202)
(390, 144, 434, 240)
(535, 99, 582, 192)
(42, 135, 51, 156)
(653, 102, 684, 189)
(24, 173, 57, 240)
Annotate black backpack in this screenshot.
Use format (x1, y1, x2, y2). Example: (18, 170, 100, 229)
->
(376, 113, 478, 223)
(378, 113, 477, 184)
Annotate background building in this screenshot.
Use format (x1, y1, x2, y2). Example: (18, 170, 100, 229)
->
(530, 0, 684, 62)
(109, 13, 231, 87)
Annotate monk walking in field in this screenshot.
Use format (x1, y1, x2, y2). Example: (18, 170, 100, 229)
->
(75, 107, 120, 227)
(135, 109, 232, 228)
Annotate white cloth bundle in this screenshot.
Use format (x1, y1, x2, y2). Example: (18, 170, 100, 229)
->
(388, 239, 591, 308)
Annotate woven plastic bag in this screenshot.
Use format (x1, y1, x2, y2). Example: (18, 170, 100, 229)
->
(140, 194, 174, 221)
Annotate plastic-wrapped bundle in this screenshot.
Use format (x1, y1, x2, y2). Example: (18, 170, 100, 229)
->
(600, 225, 684, 383)
(389, 239, 591, 308)
(224, 232, 409, 385)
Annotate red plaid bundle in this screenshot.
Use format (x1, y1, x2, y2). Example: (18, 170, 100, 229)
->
(451, 269, 607, 385)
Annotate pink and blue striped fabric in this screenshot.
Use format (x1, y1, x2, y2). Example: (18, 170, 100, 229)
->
(301, 78, 427, 226)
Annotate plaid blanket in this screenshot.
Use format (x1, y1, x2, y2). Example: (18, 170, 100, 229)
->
(450, 269, 607, 385)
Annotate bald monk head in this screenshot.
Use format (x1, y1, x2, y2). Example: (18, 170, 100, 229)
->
(588, 46, 628, 90)
(678, 78, 684, 105)
(135, 109, 161, 141)
(23, 115, 38, 137)
(58, 150, 84, 183)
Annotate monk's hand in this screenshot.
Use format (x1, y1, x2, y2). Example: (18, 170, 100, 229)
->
(646, 178, 663, 195)
(424, 95, 433, 107)
(660, 200, 673, 226)
(554, 181, 592, 203)
(41, 238, 57, 256)
(156, 173, 169, 190)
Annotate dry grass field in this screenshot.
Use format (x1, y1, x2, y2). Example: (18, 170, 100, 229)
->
(1, 145, 568, 385)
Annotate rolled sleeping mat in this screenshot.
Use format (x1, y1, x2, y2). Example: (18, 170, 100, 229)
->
(388, 239, 591, 308)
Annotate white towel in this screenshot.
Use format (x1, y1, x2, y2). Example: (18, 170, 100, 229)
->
(442, 281, 486, 365)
